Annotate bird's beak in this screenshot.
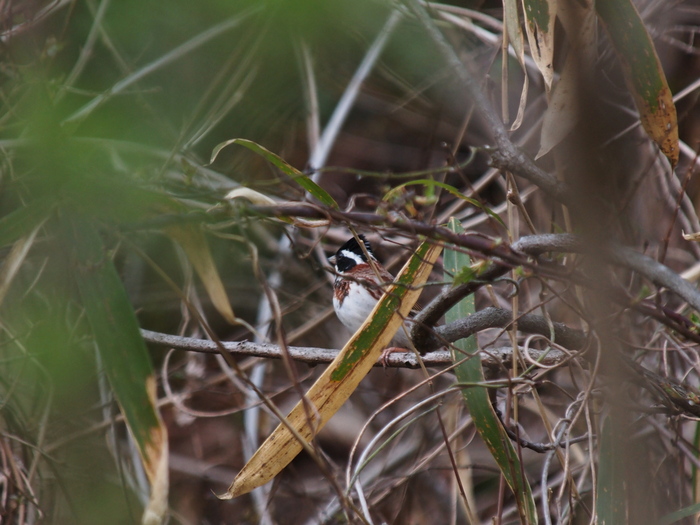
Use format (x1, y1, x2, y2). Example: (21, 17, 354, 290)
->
(328, 255, 336, 266)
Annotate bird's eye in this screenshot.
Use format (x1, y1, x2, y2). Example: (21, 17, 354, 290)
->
(335, 255, 357, 273)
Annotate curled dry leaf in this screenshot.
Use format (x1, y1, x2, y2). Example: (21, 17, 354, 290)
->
(225, 188, 329, 227)
(140, 376, 169, 525)
(224, 187, 278, 206)
(682, 231, 700, 242)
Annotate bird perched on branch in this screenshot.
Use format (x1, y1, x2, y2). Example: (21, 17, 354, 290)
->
(329, 235, 412, 353)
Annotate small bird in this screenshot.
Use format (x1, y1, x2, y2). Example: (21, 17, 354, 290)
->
(329, 235, 412, 350)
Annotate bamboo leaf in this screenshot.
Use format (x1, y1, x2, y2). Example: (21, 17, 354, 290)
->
(0, 201, 53, 249)
(596, 416, 627, 524)
(658, 502, 700, 525)
(445, 217, 537, 524)
(504, 0, 528, 130)
(596, 0, 679, 167)
(66, 217, 168, 524)
(219, 239, 443, 499)
(210, 138, 338, 208)
(0, 219, 45, 307)
(521, 0, 556, 92)
(504, 0, 524, 62)
(62, 11, 258, 128)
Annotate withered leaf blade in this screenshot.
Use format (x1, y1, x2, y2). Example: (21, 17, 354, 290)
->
(596, 0, 679, 167)
(218, 239, 442, 499)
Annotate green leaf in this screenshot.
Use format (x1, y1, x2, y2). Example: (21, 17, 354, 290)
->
(452, 264, 478, 287)
(445, 217, 537, 525)
(0, 218, 46, 308)
(596, 415, 627, 524)
(66, 216, 168, 523)
(0, 200, 53, 249)
(658, 502, 700, 525)
(596, 0, 678, 167)
(210, 138, 338, 208)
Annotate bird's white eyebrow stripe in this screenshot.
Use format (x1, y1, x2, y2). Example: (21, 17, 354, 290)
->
(340, 249, 364, 266)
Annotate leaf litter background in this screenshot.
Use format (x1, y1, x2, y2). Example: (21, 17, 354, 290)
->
(2, 0, 700, 523)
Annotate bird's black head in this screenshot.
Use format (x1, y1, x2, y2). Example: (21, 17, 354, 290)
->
(330, 235, 376, 273)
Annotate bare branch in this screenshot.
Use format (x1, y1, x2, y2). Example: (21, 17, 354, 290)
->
(244, 204, 700, 342)
(514, 234, 700, 312)
(430, 306, 587, 352)
(140, 329, 569, 370)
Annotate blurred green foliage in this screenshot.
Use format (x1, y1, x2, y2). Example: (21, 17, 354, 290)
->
(1, 1, 452, 520)
(1, 0, 692, 522)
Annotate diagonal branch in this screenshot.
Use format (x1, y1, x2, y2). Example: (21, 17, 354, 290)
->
(429, 306, 587, 353)
(414, 233, 700, 347)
